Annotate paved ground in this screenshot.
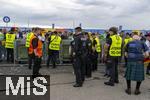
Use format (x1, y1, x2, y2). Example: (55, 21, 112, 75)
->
(0, 64, 150, 100)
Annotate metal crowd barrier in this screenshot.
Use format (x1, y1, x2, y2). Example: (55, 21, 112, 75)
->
(14, 39, 72, 65)
(60, 39, 72, 63)
(14, 39, 28, 63)
(13, 38, 105, 65)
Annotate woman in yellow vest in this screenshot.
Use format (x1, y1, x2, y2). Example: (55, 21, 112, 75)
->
(104, 27, 122, 86)
(5, 27, 16, 63)
(47, 31, 62, 68)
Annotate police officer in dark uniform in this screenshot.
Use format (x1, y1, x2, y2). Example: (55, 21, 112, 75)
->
(73, 27, 86, 87)
(84, 32, 93, 78)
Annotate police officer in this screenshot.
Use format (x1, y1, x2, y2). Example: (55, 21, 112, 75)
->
(73, 27, 86, 87)
(5, 27, 16, 63)
(91, 33, 101, 71)
(26, 28, 34, 69)
(84, 32, 93, 78)
(104, 27, 122, 86)
(30, 28, 43, 78)
(47, 31, 62, 68)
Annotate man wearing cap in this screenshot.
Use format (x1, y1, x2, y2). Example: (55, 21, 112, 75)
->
(72, 27, 86, 87)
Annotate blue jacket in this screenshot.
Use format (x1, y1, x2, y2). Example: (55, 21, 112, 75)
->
(125, 40, 148, 61)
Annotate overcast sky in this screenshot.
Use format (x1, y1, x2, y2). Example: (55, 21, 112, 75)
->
(0, 0, 150, 29)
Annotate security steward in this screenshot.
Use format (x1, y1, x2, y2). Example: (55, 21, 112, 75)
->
(5, 27, 16, 63)
(26, 28, 34, 69)
(104, 27, 122, 86)
(84, 32, 93, 78)
(123, 33, 132, 67)
(47, 31, 62, 68)
(91, 33, 101, 71)
(73, 27, 86, 87)
(29, 28, 43, 78)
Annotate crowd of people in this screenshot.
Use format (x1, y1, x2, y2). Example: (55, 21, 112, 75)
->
(70, 27, 150, 96)
(0, 26, 150, 95)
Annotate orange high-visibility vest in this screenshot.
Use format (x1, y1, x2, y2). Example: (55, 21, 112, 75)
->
(29, 35, 43, 57)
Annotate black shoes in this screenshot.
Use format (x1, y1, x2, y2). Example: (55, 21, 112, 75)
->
(104, 82, 114, 86)
(125, 89, 141, 95)
(73, 84, 82, 87)
(28, 66, 31, 69)
(125, 89, 131, 95)
(32, 73, 42, 79)
(134, 89, 141, 95)
(146, 72, 150, 75)
(115, 80, 119, 84)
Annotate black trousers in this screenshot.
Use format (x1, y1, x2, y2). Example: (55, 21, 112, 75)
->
(124, 56, 127, 67)
(47, 50, 59, 68)
(28, 54, 34, 69)
(73, 55, 85, 85)
(85, 55, 92, 77)
(146, 63, 150, 74)
(6, 48, 14, 62)
(33, 57, 41, 75)
(108, 57, 119, 84)
(91, 52, 98, 71)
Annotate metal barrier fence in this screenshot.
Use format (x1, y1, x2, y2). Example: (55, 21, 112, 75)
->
(14, 39, 72, 64)
(8, 38, 106, 65)
(14, 39, 28, 62)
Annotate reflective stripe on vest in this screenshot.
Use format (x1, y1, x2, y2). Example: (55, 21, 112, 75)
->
(25, 32, 34, 47)
(5, 33, 16, 48)
(109, 35, 122, 56)
(49, 35, 61, 50)
(95, 37, 101, 53)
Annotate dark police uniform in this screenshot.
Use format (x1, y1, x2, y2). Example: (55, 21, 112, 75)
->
(85, 38, 92, 78)
(73, 33, 86, 87)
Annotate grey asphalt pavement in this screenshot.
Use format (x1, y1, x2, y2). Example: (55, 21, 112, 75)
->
(0, 64, 150, 100)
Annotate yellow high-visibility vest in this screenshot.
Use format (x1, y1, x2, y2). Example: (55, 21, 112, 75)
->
(5, 33, 16, 49)
(25, 32, 34, 47)
(49, 35, 62, 50)
(109, 35, 122, 56)
(95, 37, 101, 53)
(124, 38, 132, 47)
